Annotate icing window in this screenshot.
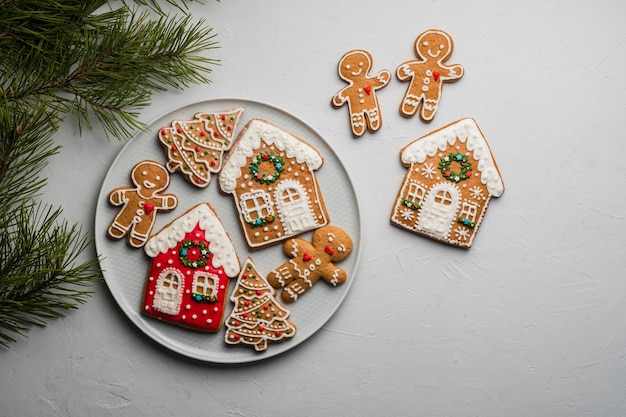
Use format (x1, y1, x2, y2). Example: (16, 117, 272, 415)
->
(460, 202, 478, 222)
(192, 272, 220, 303)
(406, 182, 426, 205)
(434, 190, 454, 206)
(240, 190, 274, 223)
(281, 187, 301, 203)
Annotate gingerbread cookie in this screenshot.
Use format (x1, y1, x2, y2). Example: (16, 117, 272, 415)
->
(267, 225, 353, 303)
(142, 203, 241, 332)
(218, 118, 330, 249)
(397, 29, 464, 122)
(225, 257, 297, 352)
(331, 49, 391, 137)
(157, 107, 244, 188)
(390, 118, 504, 248)
(107, 160, 178, 248)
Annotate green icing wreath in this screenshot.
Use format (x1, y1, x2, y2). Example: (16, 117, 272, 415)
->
(179, 239, 210, 268)
(439, 152, 472, 183)
(249, 152, 284, 185)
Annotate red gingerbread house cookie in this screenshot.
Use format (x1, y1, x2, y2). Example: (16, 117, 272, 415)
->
(141, 203, 241, 331)
(158, 107, 244, 188)
(390, 118, 504, 248)
(218, 119, 330, 249)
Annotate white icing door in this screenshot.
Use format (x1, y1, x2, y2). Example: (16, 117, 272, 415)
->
(418, 184, 460, 238)
(153, 270, 183, 315)
(275, 180, 315, 234)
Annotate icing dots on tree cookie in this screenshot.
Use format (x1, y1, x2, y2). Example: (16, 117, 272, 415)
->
(267, 225, 353, 303)
(331, 49, 391, 137)
(158, 107, 244, 188)
(107, 160, 178, 248)
(225, 257, 297, 352)
(397, 29, 464, 122)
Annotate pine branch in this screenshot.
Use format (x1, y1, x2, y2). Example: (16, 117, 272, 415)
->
(2, 3, 220, 139)
(0, 203, 100, 347)
(0, 0, 220, 347)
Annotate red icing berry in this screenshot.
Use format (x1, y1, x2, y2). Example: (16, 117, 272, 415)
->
(210, 160, 217, 167)
(275, 331, 282, 337)
(171, 146, 177, 152)
(221, 115, 226, 120)
(256, 290, 262, 296)
(466, 172, 472, 177)
(259, 325, 265, 332)
(200, 131, 206, 137)
(213, 131, 219, 137)
(177, 127, 183, 134)
(160, 128, 168, 136)
(195, 146, 200, 152)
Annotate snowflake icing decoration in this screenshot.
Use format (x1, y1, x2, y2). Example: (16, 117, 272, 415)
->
(454, 227, 470, 241)
(400, 208, 415, 221)
(421, 162, 437, 179)
(469, 185, 483, 199)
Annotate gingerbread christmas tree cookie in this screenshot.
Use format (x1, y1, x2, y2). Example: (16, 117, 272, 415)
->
(225, 257, 296, 352)
(158, 107, 244, 188)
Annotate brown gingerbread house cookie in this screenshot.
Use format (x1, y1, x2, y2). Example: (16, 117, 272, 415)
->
(218, 118, 330, 249)
(390, 118, 504, 248)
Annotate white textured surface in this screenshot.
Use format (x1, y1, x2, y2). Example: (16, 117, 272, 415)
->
(2, 1, 626, 416)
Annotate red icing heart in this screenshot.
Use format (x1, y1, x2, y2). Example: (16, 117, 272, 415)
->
(325, 245, 335, 255)
(364, 85, 371, 95)
(303, 253, 312, 262)
(433, 71, 440, 81)
(143, 203, 154, 214)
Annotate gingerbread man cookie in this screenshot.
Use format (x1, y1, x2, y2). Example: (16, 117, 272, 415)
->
(107, 160, 178, 248)
(397, 29, 464, 122)
(331, 49, 391, 137)
(267, 225, 353, 303)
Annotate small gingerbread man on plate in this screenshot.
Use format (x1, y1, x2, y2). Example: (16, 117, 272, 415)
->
(332, 49, 391, 137)
(267, 225, 354, 303)
(107, 160, 178, 248)
(397, 29, 464, 122)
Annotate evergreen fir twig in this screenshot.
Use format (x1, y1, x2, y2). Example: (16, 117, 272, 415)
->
(0, 0, 220, 347)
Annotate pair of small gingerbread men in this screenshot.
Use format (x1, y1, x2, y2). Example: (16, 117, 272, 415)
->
(332, 29, 464, 137)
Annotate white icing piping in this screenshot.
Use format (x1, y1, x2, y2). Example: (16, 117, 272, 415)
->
(219, 119, 323, 193)
(144, 203, 240, 277)
(400, 118, 504, 197)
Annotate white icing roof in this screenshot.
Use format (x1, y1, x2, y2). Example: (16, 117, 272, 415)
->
(144, 203, 240, 277)
(219, 119, 323, 193)
(401, 118, 504, 197)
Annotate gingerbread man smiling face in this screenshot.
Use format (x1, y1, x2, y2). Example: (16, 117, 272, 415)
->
(397, 29, 464, 122)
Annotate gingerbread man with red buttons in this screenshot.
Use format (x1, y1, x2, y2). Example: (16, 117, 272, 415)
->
(332, 49, 391, 137)
(397, 29, 464, 122)
(267, 225, 353, 303)
(107, 160, 178, 248)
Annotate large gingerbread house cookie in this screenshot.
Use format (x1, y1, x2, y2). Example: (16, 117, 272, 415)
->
(218, 119, 330, 249)
(390, 118, 504, 248)
(142, 203, 241, 331)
